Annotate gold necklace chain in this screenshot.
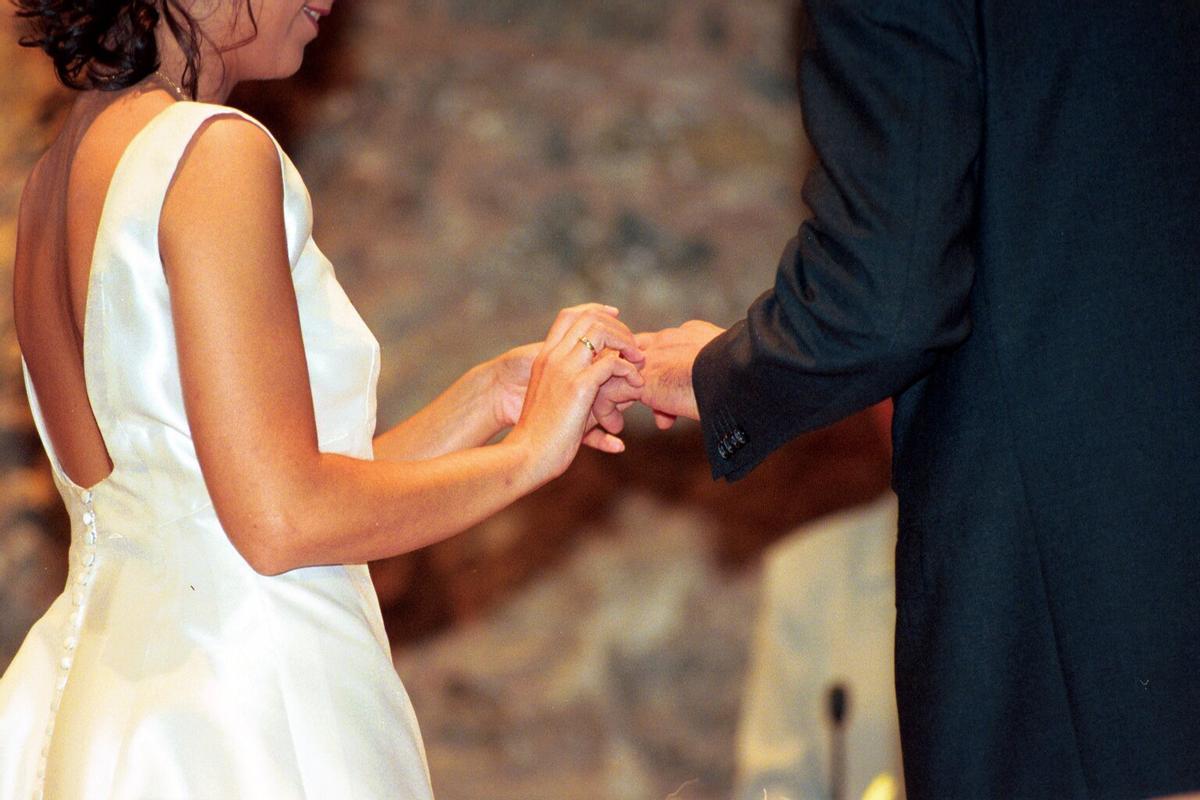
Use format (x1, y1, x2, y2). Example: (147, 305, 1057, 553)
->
(153, 69, 186, 100)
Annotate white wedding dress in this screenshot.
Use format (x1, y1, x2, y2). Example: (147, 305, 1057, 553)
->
(0, 103, 434, 799)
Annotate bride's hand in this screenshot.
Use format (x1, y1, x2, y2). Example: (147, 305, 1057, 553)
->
(505, 308, 644, 484)
(490, 342, 541, 430)
(490, 304, 644, 449)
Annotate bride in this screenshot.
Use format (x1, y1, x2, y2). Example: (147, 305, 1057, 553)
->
(0, 0, 644, 796)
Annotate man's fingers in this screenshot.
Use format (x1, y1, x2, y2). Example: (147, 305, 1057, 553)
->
(653, 409, 677, 430)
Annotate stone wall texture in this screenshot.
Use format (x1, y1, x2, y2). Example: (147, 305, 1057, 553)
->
(1, 3, 892, 798)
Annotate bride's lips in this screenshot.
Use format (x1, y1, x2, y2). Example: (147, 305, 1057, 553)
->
(301, 4, 330, 31)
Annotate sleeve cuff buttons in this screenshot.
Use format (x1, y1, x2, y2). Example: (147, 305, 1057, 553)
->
(713, 410, 747, 461)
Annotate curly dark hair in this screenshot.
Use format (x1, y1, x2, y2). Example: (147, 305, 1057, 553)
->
(12, 0, 254, 100)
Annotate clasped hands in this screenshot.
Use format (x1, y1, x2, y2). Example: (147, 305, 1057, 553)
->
(493, 304, 724, 470)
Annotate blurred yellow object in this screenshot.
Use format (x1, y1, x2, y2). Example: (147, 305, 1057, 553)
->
(861, 773, 898, 800)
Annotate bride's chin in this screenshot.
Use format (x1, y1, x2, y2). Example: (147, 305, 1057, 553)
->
(245, 58, 306, 85)
(282, 49, 311, 79)
(233, 46, 309, 84)
(279, 60, 305, 80)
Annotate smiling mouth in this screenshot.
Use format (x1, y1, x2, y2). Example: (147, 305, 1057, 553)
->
(302, 5, 329, 26)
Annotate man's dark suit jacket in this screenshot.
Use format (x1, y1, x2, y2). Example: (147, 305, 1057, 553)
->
(693, 2, 1200, 797)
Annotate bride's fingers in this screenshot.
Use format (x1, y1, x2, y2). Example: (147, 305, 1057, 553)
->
(582, 427, 625, 453)
(592, 316, 645, 364)
(594, 401, 625, 435)
(593, 374, 643, 434)
(553, 315, 644, 367)
(580, 353, 643, 404)
(593, 404, 622, 436)
(542, 303, 621, 352)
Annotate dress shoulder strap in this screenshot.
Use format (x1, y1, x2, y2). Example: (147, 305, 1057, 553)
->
(99, 102, 281, 238)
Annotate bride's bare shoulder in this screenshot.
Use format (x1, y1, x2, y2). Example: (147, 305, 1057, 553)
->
(162, 112, 283, 234)
(176, 111, 279, 185)
(159, 110, 288, 286)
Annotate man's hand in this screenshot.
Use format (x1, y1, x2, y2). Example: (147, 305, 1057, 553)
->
(635, 320, 724, 428)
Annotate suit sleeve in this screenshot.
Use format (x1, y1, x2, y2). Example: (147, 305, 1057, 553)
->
(694, 0, 983, 480)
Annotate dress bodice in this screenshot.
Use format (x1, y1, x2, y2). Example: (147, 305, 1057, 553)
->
(25, 101, 381, 529)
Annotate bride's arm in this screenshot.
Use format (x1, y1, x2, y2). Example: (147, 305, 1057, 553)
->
(160, 117, 641, 575)
(370, 352, 520, 462)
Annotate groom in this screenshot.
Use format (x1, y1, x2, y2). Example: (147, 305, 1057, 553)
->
(635, 1, 1200, 797)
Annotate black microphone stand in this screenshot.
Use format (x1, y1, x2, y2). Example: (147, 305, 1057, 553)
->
(827, 682, 850, 800)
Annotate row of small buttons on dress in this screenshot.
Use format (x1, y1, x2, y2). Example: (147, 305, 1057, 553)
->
(34, 487, 99, 796)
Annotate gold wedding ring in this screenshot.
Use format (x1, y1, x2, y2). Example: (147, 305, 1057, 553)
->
(578, 336, 597, 355)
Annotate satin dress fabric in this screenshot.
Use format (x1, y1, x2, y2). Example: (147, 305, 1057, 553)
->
(0, 103, 434, 799)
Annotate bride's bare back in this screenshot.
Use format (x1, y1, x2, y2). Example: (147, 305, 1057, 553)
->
(13, 88, 174, 489)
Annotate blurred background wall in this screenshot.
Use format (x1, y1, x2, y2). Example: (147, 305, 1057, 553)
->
(0, 2, 894, 798)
